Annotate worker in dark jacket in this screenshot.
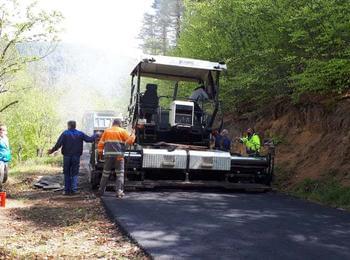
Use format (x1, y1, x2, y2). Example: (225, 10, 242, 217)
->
(219, 129, 231, 152)
(211, 129, 231, 152)
(210, 129, 221, 149)
(48, 121, 97, 195)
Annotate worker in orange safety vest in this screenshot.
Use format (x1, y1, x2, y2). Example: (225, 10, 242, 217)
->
(97, 118, 135, 198)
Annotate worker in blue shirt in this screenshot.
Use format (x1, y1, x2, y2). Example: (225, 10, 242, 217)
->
(219, 129, 231, 152)
(48, 121, 97, 195)
(211, 129, 231, 152)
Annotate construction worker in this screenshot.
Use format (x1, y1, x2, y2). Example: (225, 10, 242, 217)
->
(0, 124, 11, 191)
(219, 129, 231, 152)
(239, 128, 261, 156)
(210, 129, 231, 152)
(189, 84, 209, 102)
(97, 118, 135, 198)
(48, 121, 97, 195)
(210, 129, 221, 149)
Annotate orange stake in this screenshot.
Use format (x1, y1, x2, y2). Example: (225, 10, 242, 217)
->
(0, 192, 6, 207)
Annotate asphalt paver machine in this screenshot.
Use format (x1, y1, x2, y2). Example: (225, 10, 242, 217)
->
(122, 56, 274, 190)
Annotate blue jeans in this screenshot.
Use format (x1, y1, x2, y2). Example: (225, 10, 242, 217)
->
(63, 155, 80, 193)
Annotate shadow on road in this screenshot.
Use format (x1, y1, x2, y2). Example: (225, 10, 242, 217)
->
(102, 191, 350, 259)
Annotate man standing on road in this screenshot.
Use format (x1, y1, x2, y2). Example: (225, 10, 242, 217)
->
(97, 118, 135, 198)
(48, 120, 97, 195)
(0, 124, 11, 191)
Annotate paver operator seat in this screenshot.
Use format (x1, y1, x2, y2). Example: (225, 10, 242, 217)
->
(140, 83, 159, 123)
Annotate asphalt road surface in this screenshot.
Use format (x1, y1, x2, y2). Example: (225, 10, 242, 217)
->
(101, 191, 350, 260)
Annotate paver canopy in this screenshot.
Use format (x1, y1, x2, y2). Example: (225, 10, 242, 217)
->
(130, 55, 227, 100)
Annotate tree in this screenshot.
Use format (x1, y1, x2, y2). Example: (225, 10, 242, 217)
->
(139, 0, 184, 54)
(175, 0, 350, 110)
(0, 0, 63, 112)
(171, 0, 184, 44)
(139, 13, 163, 54)
(1, 70, 61, 162)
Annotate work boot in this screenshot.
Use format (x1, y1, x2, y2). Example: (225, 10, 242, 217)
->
(116, 190, 125, 199)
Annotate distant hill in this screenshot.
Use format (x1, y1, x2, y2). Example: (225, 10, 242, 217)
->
(19, 42, 139, 121)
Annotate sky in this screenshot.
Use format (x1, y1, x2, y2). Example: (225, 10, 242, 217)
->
(34, 0, 155, 122)
(39, 0, 153, 56)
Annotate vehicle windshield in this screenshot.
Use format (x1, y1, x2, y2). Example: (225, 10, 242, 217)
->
(94, 117, 113, 128)
(139, 79, 215, 127)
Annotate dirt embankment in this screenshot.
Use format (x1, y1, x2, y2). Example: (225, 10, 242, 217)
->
(225, 94, 350, 188)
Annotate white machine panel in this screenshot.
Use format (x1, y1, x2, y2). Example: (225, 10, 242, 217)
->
(169, 100, 194, 127)
(142, 148, 187, 169)
(189, 150, 231, 171)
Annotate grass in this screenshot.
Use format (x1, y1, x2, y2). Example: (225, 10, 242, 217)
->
(269, 134, 287, 146)
(9, 156, 62, 177)
(291, 177, 350, 210)
(274, 166, 350, 210)
(15, 155, 63, 168)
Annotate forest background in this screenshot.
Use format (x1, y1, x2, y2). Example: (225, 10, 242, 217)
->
(1, 0, 349, 166)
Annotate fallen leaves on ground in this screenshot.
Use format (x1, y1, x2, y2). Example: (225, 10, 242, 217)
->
(0, 162, 149, 259)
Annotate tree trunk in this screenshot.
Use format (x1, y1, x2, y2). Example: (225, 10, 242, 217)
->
(36, 148, 44, 157)
(17, 145, 23, 163)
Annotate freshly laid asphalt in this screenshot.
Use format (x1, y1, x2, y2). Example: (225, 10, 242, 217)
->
(101, 191, 350, 260)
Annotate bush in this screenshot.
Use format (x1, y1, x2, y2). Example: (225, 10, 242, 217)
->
(292, 178, 350, 209)
(176, 0, 350, 111)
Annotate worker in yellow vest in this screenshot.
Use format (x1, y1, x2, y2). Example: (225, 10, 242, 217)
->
(239, 128, 261, 156)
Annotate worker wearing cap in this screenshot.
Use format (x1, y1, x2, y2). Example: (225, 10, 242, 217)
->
(240, 128, 261, 156)
(97, 118, 135, 198)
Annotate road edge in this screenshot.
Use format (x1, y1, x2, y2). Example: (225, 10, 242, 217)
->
(100, 197, 154, 260)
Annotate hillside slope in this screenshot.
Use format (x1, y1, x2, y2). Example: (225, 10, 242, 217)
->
(225, 94, 350, 189)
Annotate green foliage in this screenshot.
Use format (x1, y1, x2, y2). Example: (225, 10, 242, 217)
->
(292, 59, 350, 96)
(139, 78, 197, 108)
(0, 0, 63, 163)
(173, 0, 350, 111)
(0, 0, 63, 94)
(1, 71, 61, 163)
(20, 155, 62, 168)
(265, 133, 286, 146)
(292, 177, 350, 209)
(10, 155, 62, 177)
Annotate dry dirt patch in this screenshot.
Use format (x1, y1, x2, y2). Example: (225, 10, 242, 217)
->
(0, 161, 148, 259)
